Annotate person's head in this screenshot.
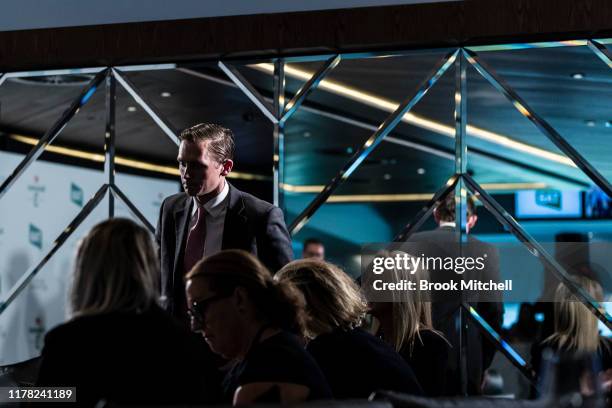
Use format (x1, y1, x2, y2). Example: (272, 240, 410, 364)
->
(367, 251, 435, 352)
(433, 194, 478, 233)
(70, 218, 159, 317)
(548, 276, 604, 353)
(185, 250, 307, 359)
(302, 238, 325, 260)
(177, 123, 235, 198)
(276, 259, 367, 339)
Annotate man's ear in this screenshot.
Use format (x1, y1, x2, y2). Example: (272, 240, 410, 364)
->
(221, 159, 234, 177)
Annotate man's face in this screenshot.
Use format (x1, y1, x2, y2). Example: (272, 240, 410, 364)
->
(303, 243, 325, 260)
(177, 140, 225, 197)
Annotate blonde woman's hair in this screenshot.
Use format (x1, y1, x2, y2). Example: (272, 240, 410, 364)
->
(545, 275, 603, 353)
(276, 259, 368, 339)
(373, 251, 442, 353)
(70, 218, 159, 317)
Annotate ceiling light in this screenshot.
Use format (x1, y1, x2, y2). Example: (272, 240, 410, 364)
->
(127, 106, 137, 112)
(571, 73, 585, 79)
(605, 121, 612, 128)
(8, 134, 269, 180)
(252, 64, 576, 168)
(160, 91, 172, 98)
(303, 131, 311, 138)
(417, 168, 426, 175)
(383, 173, 392, 180)
(585, 120, 596, 127)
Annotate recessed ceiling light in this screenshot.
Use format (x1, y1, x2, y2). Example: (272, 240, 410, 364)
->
(585, 120, 596, 127)
(346, 147, 354, 154)
(417, 168, 426, 175)
(571, 73, 585, 79)
(160, 91, 172, 98)
(303, 131, 311, 138)
(383, 173, 392, 180)
(605, 120, 612, 128)
(127, 106, 137, 112)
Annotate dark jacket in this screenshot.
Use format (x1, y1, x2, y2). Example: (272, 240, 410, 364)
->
(36, 305, 222, 407)
(307, 328, 423, 399)
(155, 183, 293, 317)
(406, 226, 504, 395)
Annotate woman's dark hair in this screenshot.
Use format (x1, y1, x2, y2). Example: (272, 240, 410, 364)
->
(186, 249, 308, 336)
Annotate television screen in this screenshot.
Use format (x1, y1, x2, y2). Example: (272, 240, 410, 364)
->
(515, 190, 582, 219)
(585, 187, 612, 218)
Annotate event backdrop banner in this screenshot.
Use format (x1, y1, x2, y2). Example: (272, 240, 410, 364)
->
(0, 151, 179, 365)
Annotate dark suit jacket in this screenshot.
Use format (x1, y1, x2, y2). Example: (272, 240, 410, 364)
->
(406, 226, 504, 395)
(155, 182, 293, 316)
(36, 305, 222, 407)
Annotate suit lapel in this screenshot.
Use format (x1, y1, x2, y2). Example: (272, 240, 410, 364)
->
(172, 196, 193, 277)
(222, 183, 248, 250)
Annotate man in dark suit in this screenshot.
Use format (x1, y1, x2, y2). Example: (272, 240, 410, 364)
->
(406, 194, 503, 395)
(156, 123, 293, 322)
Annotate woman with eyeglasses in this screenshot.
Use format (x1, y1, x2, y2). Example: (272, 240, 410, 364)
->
(276, 258, 424, 399)
(185, 249, 332, 405)
(36, 218, 222, 406)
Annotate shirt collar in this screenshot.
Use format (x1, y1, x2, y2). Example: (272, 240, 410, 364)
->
(192, 181, 229, 217)
(439, 221, 456, 228)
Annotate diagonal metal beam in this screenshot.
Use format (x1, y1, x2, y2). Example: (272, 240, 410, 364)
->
(462, 173, 612, 330)
(280, 55, 341, 124)
(288, 49, 459, 235)
(393, 174, 459, 242)
(0, 68, 108, 202)
(218, 61, 278, 124)
(110, 184, 155, 234)
(587, 40, 612, 69)
(0, 184, 109, 316)
(463, 304, 538, 388)
(112, 68, 180, 146)
(0, 73, 7, 88)
(463, 48, 612, 199)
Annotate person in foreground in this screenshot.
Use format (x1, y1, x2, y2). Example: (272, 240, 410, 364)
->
(276, 258, 424, 399)
(36, 218, 222, 406)
(368, 250, 451, 396)
(185, 249, 332, 405)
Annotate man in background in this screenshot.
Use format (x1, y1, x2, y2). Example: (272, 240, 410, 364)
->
(407, 194, 503, 395)
(302, 238, 325, 260)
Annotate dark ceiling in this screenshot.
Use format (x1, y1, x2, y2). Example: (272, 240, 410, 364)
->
(1, 43, 611, 208)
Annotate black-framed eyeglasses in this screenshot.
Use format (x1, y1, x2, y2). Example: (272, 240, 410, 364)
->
(187, 294, 229, 331)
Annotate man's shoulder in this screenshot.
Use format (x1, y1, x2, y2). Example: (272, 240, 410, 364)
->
(407, 229, 451, 241)
(161, 192, 189, 211)
(232, 185, 276, 214)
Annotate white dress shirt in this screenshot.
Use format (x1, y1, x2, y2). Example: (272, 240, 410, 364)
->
(191, 181, 229, 258)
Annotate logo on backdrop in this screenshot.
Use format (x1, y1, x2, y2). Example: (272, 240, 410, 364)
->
(535, 190, 561, 210)
(28, 175, 46, 208)
(70, 182, 84, 207)
(29, 224, 43, 249)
